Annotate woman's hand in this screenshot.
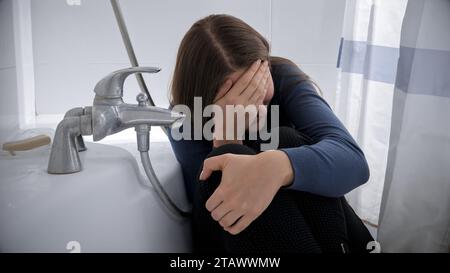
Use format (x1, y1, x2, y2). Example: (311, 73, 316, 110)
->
(199, 150, 294, 235)
(213, 60, 270, 147)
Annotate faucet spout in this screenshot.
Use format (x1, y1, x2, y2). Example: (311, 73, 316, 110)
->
(47, 108, 93, 174)
(92, 102, 184, 141)
(120, 104, 185, 128)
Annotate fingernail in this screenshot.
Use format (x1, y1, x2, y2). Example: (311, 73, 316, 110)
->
(199, 170, 205, 180)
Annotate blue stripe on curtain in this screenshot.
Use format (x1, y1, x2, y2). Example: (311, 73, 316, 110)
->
(396, 46, 450, 98)
(337, 39, 450, 98)
(337, 39, 399, 83)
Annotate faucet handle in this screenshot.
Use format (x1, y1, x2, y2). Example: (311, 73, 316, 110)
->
(94, 67, 161, 99)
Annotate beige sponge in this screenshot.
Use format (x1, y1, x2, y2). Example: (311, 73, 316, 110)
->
(2, 134, 51, 156)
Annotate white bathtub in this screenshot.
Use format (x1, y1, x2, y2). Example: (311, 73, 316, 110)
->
(0, 128, 192, 253)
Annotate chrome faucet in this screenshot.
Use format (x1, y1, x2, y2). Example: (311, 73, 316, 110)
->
(47, 67, 185, 174)
(91, 67, 184, 141)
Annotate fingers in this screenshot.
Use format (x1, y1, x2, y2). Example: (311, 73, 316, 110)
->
(205, 187, 224, 212)
(249, 69, 270, 103)
(210, 202, 232, 221)
(219, 210, 243, 228)
(262, 74, 270, 100)
(241, 61, 269, 100)
(225, 214, 254, 235)
(199, 154, 229, 181)
(214, 79, 233, 103)
(227, 60, 262, 97)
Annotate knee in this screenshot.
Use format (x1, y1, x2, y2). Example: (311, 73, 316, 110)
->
(206, 143, 256, 158)
(195, 144, 256, 201)
(249, 127, 313, 151)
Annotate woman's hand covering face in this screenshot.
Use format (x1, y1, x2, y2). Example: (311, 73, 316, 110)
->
(212, 60, 270, 143)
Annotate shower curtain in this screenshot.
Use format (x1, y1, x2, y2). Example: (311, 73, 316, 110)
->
(335, 0, 450, 252)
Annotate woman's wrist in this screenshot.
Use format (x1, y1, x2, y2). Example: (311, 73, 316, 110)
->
(258, 150, 294, 188)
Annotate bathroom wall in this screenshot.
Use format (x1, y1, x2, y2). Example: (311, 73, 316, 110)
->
(271, 0, 346, 105)
(0, 0, 35, 143)
(13, 0, 346, 127)
(0, 0, 19, 142)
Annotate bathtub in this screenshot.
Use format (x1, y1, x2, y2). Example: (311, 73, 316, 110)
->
(0, 128, 192, 252)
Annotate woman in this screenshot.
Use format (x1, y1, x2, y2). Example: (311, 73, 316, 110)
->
(168, 14, 373, 253)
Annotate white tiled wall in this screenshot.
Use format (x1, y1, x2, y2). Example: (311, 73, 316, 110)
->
(3, 0, 346, 126)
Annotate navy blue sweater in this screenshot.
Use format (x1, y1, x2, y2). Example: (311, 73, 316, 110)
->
(169, 61, 370, 202)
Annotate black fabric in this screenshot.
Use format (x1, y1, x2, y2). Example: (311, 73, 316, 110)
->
(192, 127, 374, 253)
(341, 197, 375, 253)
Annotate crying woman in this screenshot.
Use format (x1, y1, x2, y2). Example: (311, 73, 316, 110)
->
(168, 14, 374, 253)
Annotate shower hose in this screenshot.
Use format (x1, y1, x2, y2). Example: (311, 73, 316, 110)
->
(136, 124, 191, 220)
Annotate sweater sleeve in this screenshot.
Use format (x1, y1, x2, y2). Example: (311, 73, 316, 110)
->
(278, 77, 370, 197)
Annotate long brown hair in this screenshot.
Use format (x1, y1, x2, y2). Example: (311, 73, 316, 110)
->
(170, 14, 320, 112)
